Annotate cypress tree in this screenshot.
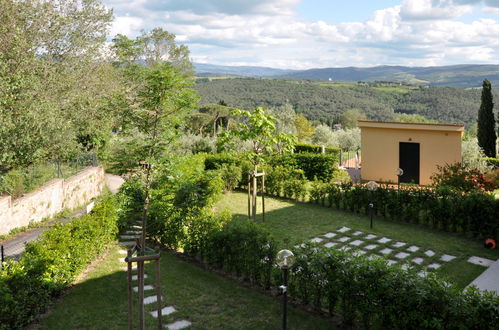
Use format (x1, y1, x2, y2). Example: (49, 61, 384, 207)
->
(477, 79, 497, 157)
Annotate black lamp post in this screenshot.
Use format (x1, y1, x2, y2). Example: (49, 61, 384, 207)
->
(366, 181, 378, 229)
(276, 249, 295, 330)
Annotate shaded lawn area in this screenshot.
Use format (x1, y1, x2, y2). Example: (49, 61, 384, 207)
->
(40, 244, 334, 329)
(216, 191, 499, 289)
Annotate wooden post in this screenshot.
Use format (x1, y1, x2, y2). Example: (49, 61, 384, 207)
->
(252, 171, 257, 221)
(247, 172, 251, 219)
(261, 173, 265, 222)
(155, 249, 162, 329)
(127, 249, 133, 330)
(138, 259, 145, 330)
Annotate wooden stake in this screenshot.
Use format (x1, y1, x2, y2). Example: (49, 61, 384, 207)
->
(261, 173, 265, 222)
(155, 249, 162, 329)
(138, 260, 145, 330)
(127, 249, 133, 330)
(252, 171, 257, 221)
(247, 172, 251, 219)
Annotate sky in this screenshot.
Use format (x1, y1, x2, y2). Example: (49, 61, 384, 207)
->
(104, 0, 499, 69)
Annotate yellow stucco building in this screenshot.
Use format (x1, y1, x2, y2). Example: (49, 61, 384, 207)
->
(358, 120, 464, 185)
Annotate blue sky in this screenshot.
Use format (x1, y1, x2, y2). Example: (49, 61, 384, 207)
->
(104, 0, 499, 69)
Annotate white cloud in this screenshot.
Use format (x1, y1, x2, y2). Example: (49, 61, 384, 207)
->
(103, 0, 499, 69)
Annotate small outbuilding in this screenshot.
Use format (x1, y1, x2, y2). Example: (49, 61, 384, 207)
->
(358, 120, 464, 185)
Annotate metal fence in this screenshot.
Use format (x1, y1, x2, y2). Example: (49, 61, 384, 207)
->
(339, 150, 361, 169)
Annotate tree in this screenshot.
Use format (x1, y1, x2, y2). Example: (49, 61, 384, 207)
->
(394, 113, 437, 123)
(340, 108, 366, 129)
(477, 79, 497, 157)
(294, 114, 315, 141)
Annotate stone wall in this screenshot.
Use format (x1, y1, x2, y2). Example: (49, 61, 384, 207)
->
(0, 166, 105, 235)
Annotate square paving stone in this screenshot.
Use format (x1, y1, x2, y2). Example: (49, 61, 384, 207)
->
(337, 226, 351, 233)
(440, 254, 456, 262)
(339, 246, 351, 252)
(412, 257, 424, 265)
(364, 234, 377, 240)
(424, 250, 435, 257)
(392, 242, 406, 248)
(380, 248, 393, 255)
(349, 239, 364, 246)
(323, 232, 336, 238)
(367, 255, 381, 260)
(118, 249, 127, 255)
(427, 263, 441, 269)
(150, 306, 176, 318)
(353, 250, 367, 256)
(143, 295, 159, 304)
(378, 237, 392, 244)
(467, 256, 494, 267)
(166, 320, 192, 330)
(395, 252, 410, 259)
(364, 244, 378, 250)
(352, 231, 363, 236)
(407, 245, 420, 252)
(120, 235, 140, 240)
(387, 260, 398, 266)
(338, 237, 351, 242)
(120, 241, 135, 246)
(418, 271, 428, 278)
(401, 264, 409, 271)
(324, 242, 337, 248)
(133, 285, 154, 292)
(310, 237, 324, 243)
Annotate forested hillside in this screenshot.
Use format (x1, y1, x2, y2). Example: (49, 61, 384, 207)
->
(195, 78, 497, 126)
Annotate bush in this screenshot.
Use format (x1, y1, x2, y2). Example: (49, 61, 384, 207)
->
(0, 196, 119, 329)
(486, 157, 499, 169)
(269, 153, 339, 181)
(431, 162, 494, 192)
(294, 142, 341, 155)
(204, 153, 240, 170)
(264, 165, 304, 197)
(218, 164, 242, 192)
(288, 244, 499, 328)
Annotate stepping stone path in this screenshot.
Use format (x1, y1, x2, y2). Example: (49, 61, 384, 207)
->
(407, 245, 420, 253)
(299, 226, 498, 282)
(377, 237, 391, 244)
(441, 254, 456, 262)
(337, 226, 351, 233)
(395, 252, 410, 259)
(424, 250, 435, 257)
(118, 225, 191, 329)
(380, 248, 393, 255)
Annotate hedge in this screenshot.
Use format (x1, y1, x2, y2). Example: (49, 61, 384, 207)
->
(486, 157, 499, 169)
(0, 196, 119, 329)
(294, 142, 341, 155)
(269, 153, 339, 181)
(204, 153, 242, 170)
(308, 183, 499, 238)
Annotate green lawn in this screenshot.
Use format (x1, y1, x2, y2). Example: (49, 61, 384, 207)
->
(40, 243, 334, 329)
(216, 192, 499, 288)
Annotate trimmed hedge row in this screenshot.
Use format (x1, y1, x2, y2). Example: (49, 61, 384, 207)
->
(0, 196, 119, 329)
(309, 183, 499, 238)
(288, 244, 499, 328)
(486, 157, 499, 169)
(294, 142, 341, 155)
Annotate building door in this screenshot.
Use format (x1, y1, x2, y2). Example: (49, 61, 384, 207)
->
(399, 142, 420, 184)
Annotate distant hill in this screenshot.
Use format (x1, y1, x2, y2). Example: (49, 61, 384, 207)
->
(194, 63, 296, 77)
(195, 78, 499, 127)
(194, 63, 499, 88)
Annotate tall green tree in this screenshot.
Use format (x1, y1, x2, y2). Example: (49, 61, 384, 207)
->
(477, 79, 497, 157)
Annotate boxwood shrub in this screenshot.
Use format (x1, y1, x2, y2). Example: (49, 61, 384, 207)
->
(294, 142, 341, 155)
(0, 196, 119, 329)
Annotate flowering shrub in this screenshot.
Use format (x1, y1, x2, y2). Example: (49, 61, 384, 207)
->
(431, 162, 494, 192)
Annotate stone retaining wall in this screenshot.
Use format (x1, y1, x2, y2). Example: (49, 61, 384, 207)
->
(0, 166, 105, 235)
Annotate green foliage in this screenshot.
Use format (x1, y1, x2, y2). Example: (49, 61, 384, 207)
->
(486, 157, 499, 169)
(204, 218, 277, 288)
(294, 142, 341, 154)
(339, 108, 366, 128)
(294, 114, 315, 141)
(462, 138, 491, 172)
(269, 153, 339, 181)
(217, 164, 242, 192)
(288, 245, 499, 328)
(477, 79, 497, 158)
(394, 113, 437, 123)
(431, 162, 494, 192)
(204, 153, 241, 170)
(307, 183, 498, 238)
(0, 196, 119, 329)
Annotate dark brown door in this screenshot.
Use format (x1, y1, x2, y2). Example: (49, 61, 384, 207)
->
(399, 142, 420, 184)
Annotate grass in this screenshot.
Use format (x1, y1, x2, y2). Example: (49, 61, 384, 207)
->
(216, 192, 499, 288)
(40, 244, 334, 329)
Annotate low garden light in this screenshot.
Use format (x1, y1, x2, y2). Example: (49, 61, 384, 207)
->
(396, 168, 404, 191)
(366, 181, 378, 229)
(276, 249, 295, 330)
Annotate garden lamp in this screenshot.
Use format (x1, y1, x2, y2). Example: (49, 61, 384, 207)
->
(396, 168, 404, 191)
(366, 181, 378, 229)
(277, 249, 295, 330)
